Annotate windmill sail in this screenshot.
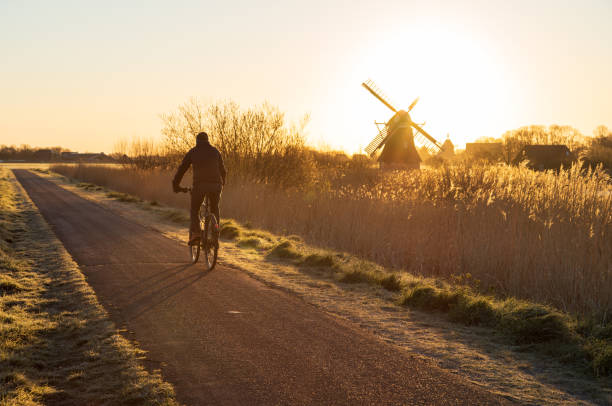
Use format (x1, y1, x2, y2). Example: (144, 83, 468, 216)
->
(411, 122, 442, 154)
(362, 80, 398, 113)
(364, 126, 389, 156)
(407, 97, 419, 112)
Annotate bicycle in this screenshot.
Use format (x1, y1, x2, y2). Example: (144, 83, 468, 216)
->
(180, 187, 219, 270)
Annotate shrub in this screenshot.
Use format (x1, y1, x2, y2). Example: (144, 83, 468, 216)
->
(586, 339, 612, 376)
(237, 237, 265, 249)
(498, 302, 570, 344)
(220, 224, 240, 240)
(378, 274, 402, 292)
(267, 241, 303, 260)
(301, 253, 336, 268)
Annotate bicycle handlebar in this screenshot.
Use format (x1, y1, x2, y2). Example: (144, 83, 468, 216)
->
(178, 186, 223, 195)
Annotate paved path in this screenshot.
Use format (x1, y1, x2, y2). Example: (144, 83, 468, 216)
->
(14, 170, 510, 405)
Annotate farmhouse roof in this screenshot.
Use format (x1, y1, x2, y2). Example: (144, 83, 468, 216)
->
(513, 144, 574, 168)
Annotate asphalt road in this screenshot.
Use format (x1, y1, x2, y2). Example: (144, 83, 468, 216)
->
(14, 170, 511, 405)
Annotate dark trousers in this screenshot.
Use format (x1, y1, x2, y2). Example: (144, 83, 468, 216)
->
(190, 183, 221, 234)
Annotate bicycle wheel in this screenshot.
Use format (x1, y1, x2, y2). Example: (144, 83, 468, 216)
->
(189, 206, 206, 263)
(190, 203, 208, 264)
(190, 234, 200, 263)
(202, 214, 219, 271)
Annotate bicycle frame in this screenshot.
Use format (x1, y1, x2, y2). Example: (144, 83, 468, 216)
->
(182, 187, 219, 269)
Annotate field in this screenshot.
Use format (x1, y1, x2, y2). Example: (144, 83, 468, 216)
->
(0, 167, 177, 404)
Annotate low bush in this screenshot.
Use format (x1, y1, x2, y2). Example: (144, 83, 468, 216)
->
(378, 274, 402, 292)
(266, 240, 303, 260)
(220, 222, 241, 240)
(237, 237, 266, 249)
(301, 253, 336, 268)
(498, 302, 570, 344)
(586, 339, 612, 376)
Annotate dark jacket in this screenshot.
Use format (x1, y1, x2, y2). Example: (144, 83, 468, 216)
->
(172, 140, 226, 188)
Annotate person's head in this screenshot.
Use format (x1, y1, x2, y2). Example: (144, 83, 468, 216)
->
(196, 132, 209, 145)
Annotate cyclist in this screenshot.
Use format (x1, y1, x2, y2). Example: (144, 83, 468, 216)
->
(172, 131, 226, 246)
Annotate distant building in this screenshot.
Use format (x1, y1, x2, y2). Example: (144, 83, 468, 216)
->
(34, 149, 53, 162)
(465, 143, 503, 161)
(77, 153, 105, 161)
(513, 145, 574, 170)
(60, 152, 113, 162)
(61, 151, 79, 160)
(439, 136, 455, 159)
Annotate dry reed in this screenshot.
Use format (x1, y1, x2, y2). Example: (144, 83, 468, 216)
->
(50, 163, 612, 320)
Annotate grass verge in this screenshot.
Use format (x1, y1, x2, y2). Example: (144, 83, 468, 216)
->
(0, 168, 177, 405)
(192, 215, 612, 378)
(226, 221, 611, 378)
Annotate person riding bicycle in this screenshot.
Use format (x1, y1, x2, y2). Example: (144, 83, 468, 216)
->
(172, 131, 226, 246)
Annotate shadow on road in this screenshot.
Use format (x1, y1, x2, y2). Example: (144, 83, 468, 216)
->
(117, 263, 211, 320)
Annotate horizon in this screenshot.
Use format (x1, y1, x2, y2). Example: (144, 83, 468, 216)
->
(2, 0, 611, 153)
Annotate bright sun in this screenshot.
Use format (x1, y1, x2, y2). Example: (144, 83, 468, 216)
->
(343, 24, 516, 152)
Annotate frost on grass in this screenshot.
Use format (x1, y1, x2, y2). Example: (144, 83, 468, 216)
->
(0, 168, 177, 405)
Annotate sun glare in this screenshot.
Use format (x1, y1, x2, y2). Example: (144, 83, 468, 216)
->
(350, 24, 515, 149)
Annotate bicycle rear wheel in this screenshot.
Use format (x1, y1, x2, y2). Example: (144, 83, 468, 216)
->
(202, 214, 219, 271)
(190, 203, 208, 264)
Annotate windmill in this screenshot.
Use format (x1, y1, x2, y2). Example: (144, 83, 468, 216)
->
(362, 79, 442, 169)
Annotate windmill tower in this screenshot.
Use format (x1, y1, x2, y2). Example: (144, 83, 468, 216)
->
(362, 80, 441, 169)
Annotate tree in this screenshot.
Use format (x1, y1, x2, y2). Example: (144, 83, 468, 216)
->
(160, 98, 311, 186)
(501, 125, 584, 163)
(160, 98, 207, 157)
(113, 137, 166, 169)
(594, 125, 611, 140)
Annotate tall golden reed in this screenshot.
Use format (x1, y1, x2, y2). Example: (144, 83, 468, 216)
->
(51, 163, 612, 320)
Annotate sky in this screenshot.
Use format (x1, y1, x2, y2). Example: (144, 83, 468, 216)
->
(1, 0, 611, 153)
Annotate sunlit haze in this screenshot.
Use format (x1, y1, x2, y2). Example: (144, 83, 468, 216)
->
(2, 0, 611, 153)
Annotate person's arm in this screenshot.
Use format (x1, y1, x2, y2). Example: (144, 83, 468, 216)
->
(172, 150, 192, 192)
(218, 152, 227, 185)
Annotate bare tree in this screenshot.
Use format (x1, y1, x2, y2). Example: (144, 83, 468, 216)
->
(160, 97, 207, 156)
(594, 125, 611, 139)
(112, 137, 166, 169)
(160, 99, 311, 186)
(502, 125, 585, 163)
